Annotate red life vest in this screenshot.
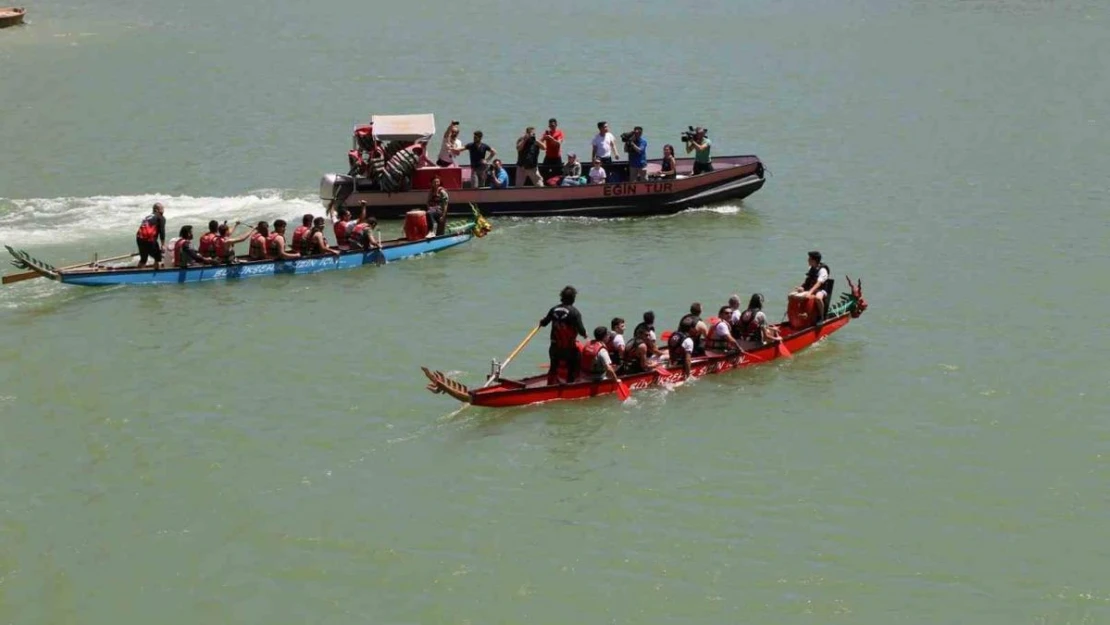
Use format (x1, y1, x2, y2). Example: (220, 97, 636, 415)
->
(173, 238, 190, 268)
(704, 317, 730, 351)
(291, 226, 309, 249)
(580, 341, 605, 376)
(266, 232, 283, 257)
(737, 309, 763, 340)
(333, 220, 350, 246)
(198, 232, 217, 257)
(136, 214, 159, 242)
(350, 222, 369, 242)
(249, 232, 267, 259)
(301, 227, 324, 255)
(603, 332, 623, 366)
(214, 235, 232, 261)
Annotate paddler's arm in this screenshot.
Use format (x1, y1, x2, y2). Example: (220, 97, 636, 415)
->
(682, 352, 692, 378)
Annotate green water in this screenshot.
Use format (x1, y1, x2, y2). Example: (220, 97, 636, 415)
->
(2, 1, 1109, 623)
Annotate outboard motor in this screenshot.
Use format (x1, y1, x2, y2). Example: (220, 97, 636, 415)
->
(319, 173, 354, 210)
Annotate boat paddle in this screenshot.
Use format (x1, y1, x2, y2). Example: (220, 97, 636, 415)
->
(775, 338, 792, 359)
(3, 252, 137, 285)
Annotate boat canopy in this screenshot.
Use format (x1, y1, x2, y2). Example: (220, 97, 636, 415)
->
(367, 114, 436, 142)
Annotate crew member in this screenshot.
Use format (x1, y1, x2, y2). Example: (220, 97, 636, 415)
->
(667, 316, 695, 378)
(348, 216, 380, 250)
(633, 310, 659, 356)
(305, 216, 341, 257)
(678, 303, 708, 356)
(604, 317, 626, 369)
(737, 293, 782, 344)
(581, 326, 622, 384)
(135, 202, 166, 269)
(248, 221, 270, 260)
(291, 214, 313, 251)
(539, 285, 588, 385)
(793, 250, 831, 320)
(704, 306, 742, 353)
(333, 208, 352, 249)
(213, 222, 255, 264)
(267, 219, 301, 260)
(172, 225, 216, 268)
(621, 323, 656, 375)
(425, 177, 449, 236)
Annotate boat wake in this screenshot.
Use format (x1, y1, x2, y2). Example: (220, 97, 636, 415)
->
(0, 190, 321, 246)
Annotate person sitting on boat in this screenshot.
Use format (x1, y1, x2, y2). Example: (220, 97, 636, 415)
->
(679, 302, 709, 356)
(684, 127, 713, 175)
(489, 159, 510, 189)
(659, 144, 678, 179)
(736, 293, 782, 344)
(633, 310, 659, 356)
(267, 220, 301, 260)
(558, 153, 585, 186)
(792, 250, 831, 319)
(248, 222, 271, 260)
(604, 317, 626, 369)
(135, 203, 166, 270)
(539, 285, 588, 385)
(348, 216, 380, 251)
(304, 216, 341, 257)
(581, 326, 623, 384)
(213, 222, 255, 264)
(514, 126, 544, 188)
(198, 220, 219, 259)
(727, 294, 743, 326)
(172, 225, 216, 269)
(332, 208, 352, 250)
(704, 306, 742, 354)
(667, 316, 696, 378)
(620, 323, 657, 375)
(463, 131, 497, 188)
(436, 121, 463, 167)
(588, 158, 607, 185)
(291, 214, 313, 252)
(425, 177, 449, 236)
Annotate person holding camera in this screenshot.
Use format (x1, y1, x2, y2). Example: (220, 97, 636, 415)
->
(684, 127, 713, 175)
(624, 126, 648, 182)
(515, 126, 544, 187)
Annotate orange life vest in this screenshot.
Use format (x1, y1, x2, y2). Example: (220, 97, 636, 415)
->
(198, 232, 217, 257)
(248, 232, 267, 260)
(266, 232, 283, 257)
(333, 220, 350, 246)
(172, 238, 190, 268)
(579, 341, 605, 376)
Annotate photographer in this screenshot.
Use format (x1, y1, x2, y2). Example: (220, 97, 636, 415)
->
(683, 127, 713, 175)
(515, 126, 544, 187)
(623, 126, 648, 182)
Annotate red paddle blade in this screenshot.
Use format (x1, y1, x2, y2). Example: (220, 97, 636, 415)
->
(776, 340, 792, 359)
(661, 330, 673, 342)
(616, 380, 631, 401)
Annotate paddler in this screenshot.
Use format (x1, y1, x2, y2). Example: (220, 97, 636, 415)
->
(736, 293, 782, 344)
(172, 225, 216, 268)
(620, 323, 657, 375)
(248, 221, 270, 260)
(213, 222, 255, 264)
(667, 316, 695, 379)
(267, 220, 301, 260)
(348, 215, 380, 251)
(581, 326, 623, 384)
(704, 306, 742, 353)
(332, 208, 352, 250)
(290, 214, 313, 252)
(604, 317, 626, 369)
(304, 216, 341, 257)
(539, 285, 588, 385)
(678, 302, 708, 356)
(633, 310, 660, 356)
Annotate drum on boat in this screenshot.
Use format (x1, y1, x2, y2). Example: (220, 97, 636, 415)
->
(404, 209, 429, 240)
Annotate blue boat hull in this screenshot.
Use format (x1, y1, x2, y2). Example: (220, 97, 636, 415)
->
(55, 231, 473, 286)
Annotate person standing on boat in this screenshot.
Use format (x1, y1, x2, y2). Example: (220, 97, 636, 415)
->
(424, 177, 450, 236)
(604, 317, 626, 369)
(684, 127, 712, 175)
(463, 131, 497, 188)
(625, 127, 648, 182)
(541, 118, 565, 173)
(267, 220, 301, 260)
(291, 214, 313, 252)
(436, 121, 463, 167)
(581, 326, 623, 384)
(793, 250, 831, 319)
(591, 121, 620, 168)
(172, 225, 216, 268)
(540, 285, 588, 385)
(135, 203, 166, 270)
(489, 159, 510, 189)
(515, 127, 544, 187)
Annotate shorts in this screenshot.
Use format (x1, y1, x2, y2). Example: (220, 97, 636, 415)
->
(136, 238, 162, 264)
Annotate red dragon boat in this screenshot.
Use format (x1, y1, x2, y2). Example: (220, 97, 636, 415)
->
(422, 277, 868, 408)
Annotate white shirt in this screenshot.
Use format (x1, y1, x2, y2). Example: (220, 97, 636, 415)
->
(437, 136, 462, 165)
(816, 267, 829, 285)
(712, 320, 731, 338)
(597, 347, 612, 368)
(730, 309, 742, 324)
(588, 166, 607, 184)
(610, 333, 625, 351)
(591, 132, 616, 159)
(679, 337, 694, 353)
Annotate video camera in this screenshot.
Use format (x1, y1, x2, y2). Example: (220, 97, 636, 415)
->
(680, 126, 707, 143)
(620, 131, 636, 143)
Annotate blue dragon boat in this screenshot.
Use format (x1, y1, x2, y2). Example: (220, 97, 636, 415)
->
(4, 210, 491, 287)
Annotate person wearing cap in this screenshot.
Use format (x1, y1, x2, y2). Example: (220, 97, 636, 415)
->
(559, 153, 584, 186)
